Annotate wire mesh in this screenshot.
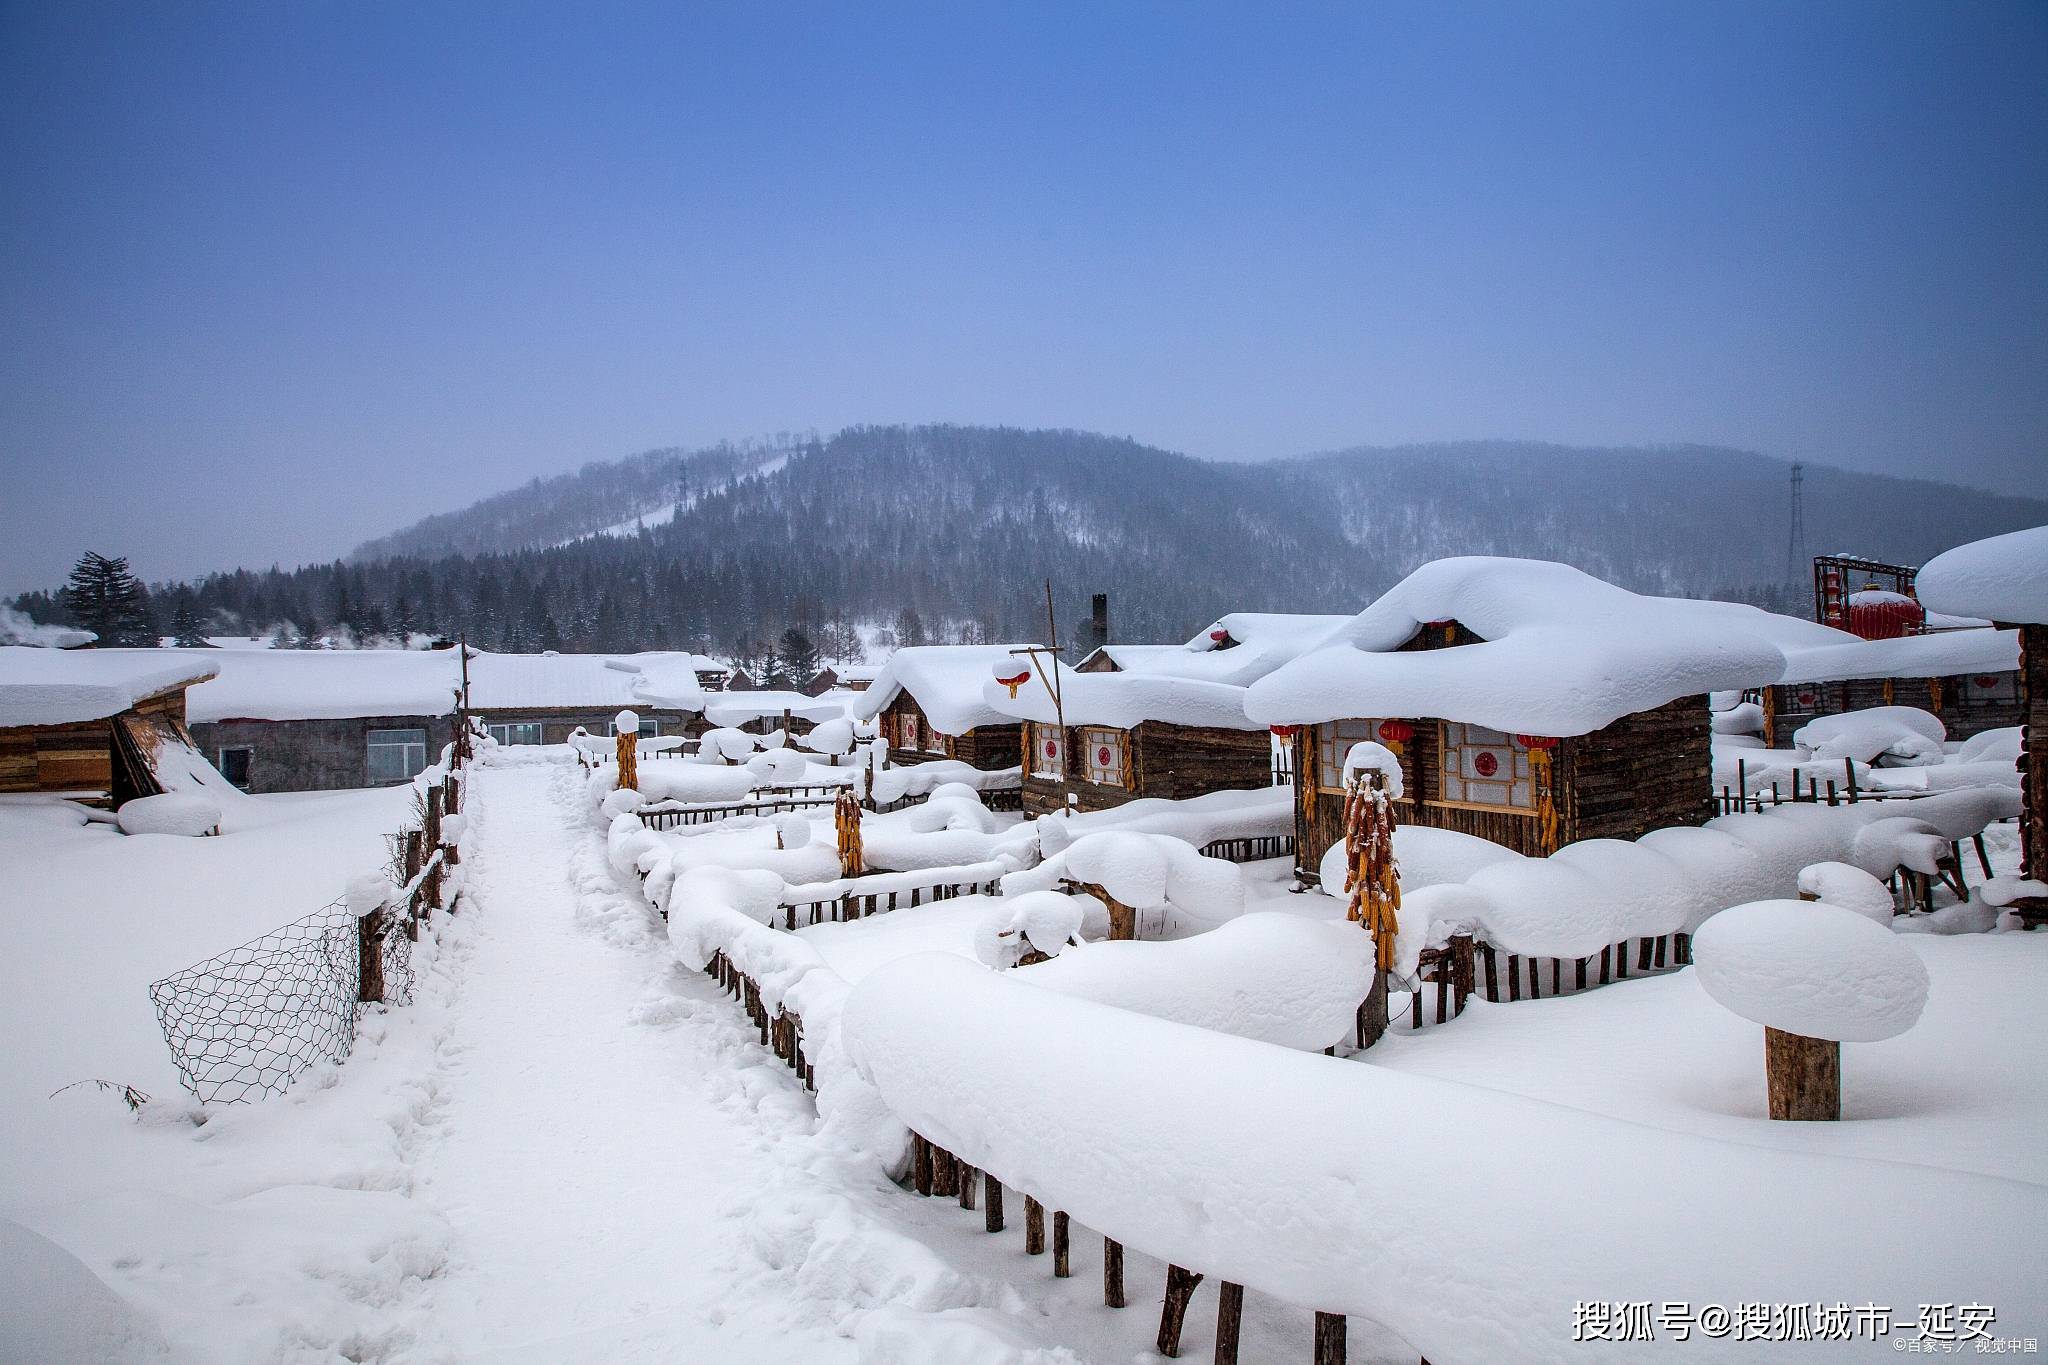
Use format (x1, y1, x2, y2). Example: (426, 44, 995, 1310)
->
(148, 897, 414, 1104)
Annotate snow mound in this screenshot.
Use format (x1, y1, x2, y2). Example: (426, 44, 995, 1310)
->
(1020, 914, 1375, 1051)
(1005, 831, 1245, 927)
(0, 1219, 174, 1364)
(1341, 740, 1403, 798)
(115, 793, 220, 837)
(771, 813, 812, 850)
(746, 746, 810, 784)
(1955, 727, 2021, 767)
(1794, 707, 1945, 766)
(975, 890, 1087, 967)
(1795, 862, 1894, 925)
(697, 727, 759, 763)
(1917, 525, 2048, 626)
(1692, 899, 1929, 1041)
(799, 718, 857, 756)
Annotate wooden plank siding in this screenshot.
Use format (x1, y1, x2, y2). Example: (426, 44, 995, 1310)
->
(1020, 720, 1269, 816)
(878, 694, 1019, 770)
(1288, 614, 1718, 882)
(1763, 671, 2023, 746)
(0, 681, 202, 803)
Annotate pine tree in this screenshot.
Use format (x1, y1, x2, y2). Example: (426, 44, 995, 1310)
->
(894, 606, 927, 648)
(168, 598, 210, 648)
(61, 552, 155, 646)
(776, 627, 820, 685)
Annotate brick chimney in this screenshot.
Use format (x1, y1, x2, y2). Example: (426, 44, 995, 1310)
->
(1089, 593, 1110, 653)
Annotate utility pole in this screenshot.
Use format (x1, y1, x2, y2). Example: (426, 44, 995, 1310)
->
(1786, 463, 1806, 590)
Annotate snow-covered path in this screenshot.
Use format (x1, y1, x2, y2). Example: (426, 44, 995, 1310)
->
(410, 763, 856, 1363)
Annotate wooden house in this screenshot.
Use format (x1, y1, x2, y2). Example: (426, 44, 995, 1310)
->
(803, 663, 880, 696)
(850, 645, 1028, 769)
(986, 661, 1272, 816)
(0, 648, 221, 804)
(1919, 527, 2048, 913)
(1245, 559, 1821, 882)
(467, 651, 709, 747)
(1763, 628, 2024, 747)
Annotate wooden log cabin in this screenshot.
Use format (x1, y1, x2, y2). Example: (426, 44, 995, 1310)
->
(1919, 527, 2048, 912)
(850, 645, 1029, 770)
(1245, 558, 1817, 883)
(1760, 627, 2023, 747)
(987, 661, 1273, 816)
(0, 648, 222, 805)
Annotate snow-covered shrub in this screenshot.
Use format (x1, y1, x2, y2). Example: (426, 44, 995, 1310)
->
(1003, 830, 1246, 930)
(974, 890, 1088, 968)
(1795, 861, 1893, 924)
(1794, 707, 1945, 767)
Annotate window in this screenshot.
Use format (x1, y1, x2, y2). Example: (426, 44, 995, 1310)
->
(1317, 719, 1385, 790)
(1081, 727, 1127, 787)
(892, 710, 920, 751)
(489, 722, 544, 746)
(217, 746, 253, 790)
(366, 727, 428, 784)
(1437, 723, 1534, 811)
(1029, 723, 1065, 779)
(1959, 673, 2016, 707)
(923, 722, 950, 755)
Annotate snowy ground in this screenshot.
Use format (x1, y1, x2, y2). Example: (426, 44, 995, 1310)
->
(7, 760, 2043, 1363)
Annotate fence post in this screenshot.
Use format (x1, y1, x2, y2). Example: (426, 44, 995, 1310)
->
(402, 830, 423, 941)
(422, 786, 444, 918)
(441, 774, 461, 866)
(1157, 1266, 1203, 1358)
(357, 904, 386, 1003)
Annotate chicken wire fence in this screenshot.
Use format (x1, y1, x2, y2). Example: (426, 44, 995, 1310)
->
(148, 897, 414, 1105)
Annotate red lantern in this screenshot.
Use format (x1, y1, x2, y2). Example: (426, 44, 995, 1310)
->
(1844, 587, 1924, 641)
(1514, 734, 1558, 750)
(1268, 724, 1296, 739)
(1375, 719, 1414, 744)
(1208, 627, 1229, 643)
(1975, 675, 2000, 690)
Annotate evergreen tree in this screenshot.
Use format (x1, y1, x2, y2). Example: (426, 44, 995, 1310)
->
(61, 552, 155, 646)
(776, 627, 820, 684)
(168, 598, 210, 648)
(893, 606, 928, 648)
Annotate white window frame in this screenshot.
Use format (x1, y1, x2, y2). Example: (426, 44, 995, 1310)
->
(366, 727, 429, 784)
(1029, 723, 1065, 779)
(1081, 727, 1127, 787)
(1435, 722, 1534, 813)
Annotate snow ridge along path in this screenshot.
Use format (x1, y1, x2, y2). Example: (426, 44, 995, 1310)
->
(413, 762, 1068, 1365)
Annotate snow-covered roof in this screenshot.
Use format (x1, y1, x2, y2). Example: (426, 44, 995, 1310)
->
(0, 647, 220, 727)
(849, 645, 1041, 734)
(984, 658, 1265, 732)
(824, 663, 882, 683)
(1777, 627, 2021, 685)
(467, 651, 668, 712)
(1245, 557, 1836, 736)
(182, 648, 460, 722)
(1088, 613, 1351, 688)
(1917, 526, 2048, 626)
(701, 691, 848, 726)
(608, 653, 738, 713)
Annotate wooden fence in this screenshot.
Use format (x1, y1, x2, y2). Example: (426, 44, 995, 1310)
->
(776, 872, 1004, 929)
(1198, 833, 1296, 864)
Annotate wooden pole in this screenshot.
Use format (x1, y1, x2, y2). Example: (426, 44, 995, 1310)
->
(1213, 1281, 1244, 1365)
(958, 1164, 978, 1210)
(1024, 1197, 1045, 1254)
(1157, 1266, 1203, 1358)
(1104, 1238, 1125, 1307)
(932, 1146, 959, 1199)
(1313, 1311, 1347, 1365)
(912, 1133, 934, 1196)
(1052, 1211, 1070, 1277)
(1765, 1026, 1840, 1121)
(356, 904, 385, 1003)
(984, 1175, 1005, 1233)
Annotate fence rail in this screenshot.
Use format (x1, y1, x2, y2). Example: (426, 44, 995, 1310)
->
(1198, 833, 1296, 864)
(777, 873, 1003, 929)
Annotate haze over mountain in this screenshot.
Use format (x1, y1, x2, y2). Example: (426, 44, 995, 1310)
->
(15, 426, 2038, 671)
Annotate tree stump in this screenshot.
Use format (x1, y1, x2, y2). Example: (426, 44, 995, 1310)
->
(1157, 1265, 1203, 1358)
(1765, 1027, 1840, 1121)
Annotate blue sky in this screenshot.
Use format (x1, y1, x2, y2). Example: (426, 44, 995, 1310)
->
(2, 1, 2043, 589)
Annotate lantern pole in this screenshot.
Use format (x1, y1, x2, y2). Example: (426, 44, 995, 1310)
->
(1007, 580, 1071, 807)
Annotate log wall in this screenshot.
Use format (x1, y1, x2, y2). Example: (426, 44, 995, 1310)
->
(1765, 671, 2023, 744)
(1021, 721, 1270, 816)
(881, 695, 1017, 770)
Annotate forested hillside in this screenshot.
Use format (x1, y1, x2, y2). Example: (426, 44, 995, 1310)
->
(13, 426, 2042, 673)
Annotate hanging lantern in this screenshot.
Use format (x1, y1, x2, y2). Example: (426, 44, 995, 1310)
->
(1844, 585, 1924, 641)
(1513, 733, 1559, 750)
(1208, 627, 1230, 644)
(992, 661, 1032, 699)
(1975, 675, 2001, 690)
(1376, 719, 1414, 743)
(1268, 724, 1296, 739)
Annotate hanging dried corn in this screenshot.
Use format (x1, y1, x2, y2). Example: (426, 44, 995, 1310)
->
(1342, 767, 1400, 971)
(834, 786, 864, 878)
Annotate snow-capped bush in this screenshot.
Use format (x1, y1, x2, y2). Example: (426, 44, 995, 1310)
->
(798, 718, 856, 756)
(974, 890, 1087, 968)
(1794, 707, 1945, 767)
